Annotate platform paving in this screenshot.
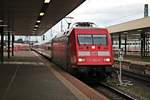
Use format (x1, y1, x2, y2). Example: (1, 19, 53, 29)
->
(0, 51, 77, 100)
(115, 55, 150, 66)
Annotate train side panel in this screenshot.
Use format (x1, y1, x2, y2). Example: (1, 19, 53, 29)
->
(52, 36, 68, 68)
(69, 29, 78, 66)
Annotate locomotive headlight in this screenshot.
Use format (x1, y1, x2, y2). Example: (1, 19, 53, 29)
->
(78, 58, 85, 62)
(104, 58, 111, 62)
(91, 45, 96, 49)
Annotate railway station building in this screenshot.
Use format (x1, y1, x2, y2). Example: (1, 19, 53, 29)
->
(108, 16, 150, 58)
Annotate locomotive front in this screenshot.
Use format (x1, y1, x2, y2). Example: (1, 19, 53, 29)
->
(70, 23, 114, 67)
(51, 22, 114, 79)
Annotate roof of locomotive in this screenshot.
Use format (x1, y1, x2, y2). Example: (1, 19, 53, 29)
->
(53, 22, 108, 39)
(52, 27, 109, 42)
(69, 22, 109, 31)
(71, 22, 97, 28)
(64, 27, 108, 37)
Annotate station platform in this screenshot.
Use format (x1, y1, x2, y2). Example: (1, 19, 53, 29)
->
(0, 51, 77, 100)
(115, 56, 150, 66)
(115, 55, 150, 77)
(0, 50, 107, 100)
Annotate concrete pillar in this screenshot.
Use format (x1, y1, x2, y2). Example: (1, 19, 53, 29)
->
(8, 32, 10, 58)
(111, 34, 114, 45)
(141, 31, 145, 57)
(118, 33, 121, 49)
(124, 34, 127, 56)
(61, 20, 63, 32)
(12, 34, 14, 56)
(0, 26, 4, 63)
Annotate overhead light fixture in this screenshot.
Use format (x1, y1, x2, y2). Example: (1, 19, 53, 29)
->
(32, 31, 35, 34)
(37, 20, 41, 23)
(40, 12, 45, 16)
(44, 0, 51, 3)
(4, 31, 13, 32)
(35, 25, 38, 28)
(34, 29, 37, 31)
(0, 25, 8, 27)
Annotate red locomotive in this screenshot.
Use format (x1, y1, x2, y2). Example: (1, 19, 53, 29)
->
(51, 22, 114, 79)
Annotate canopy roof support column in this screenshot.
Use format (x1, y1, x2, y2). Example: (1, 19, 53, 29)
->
(12, 34, 14, 56)
(124, 34, 127, 56)
(0, 26, 4, 63)
(141, 31, 145, 57)
(119, 33, 121, 49)
(8, 32, 10, 58)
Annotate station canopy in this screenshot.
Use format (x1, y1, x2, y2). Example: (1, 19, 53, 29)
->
(107, 16, 150, 34)
(0, 0, 85, 35)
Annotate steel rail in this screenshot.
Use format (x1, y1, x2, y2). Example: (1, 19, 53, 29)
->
(98, 83, 137, 100)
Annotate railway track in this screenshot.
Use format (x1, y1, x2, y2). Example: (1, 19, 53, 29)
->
(114, 67, 150, 83)
(79, 77, 137, 100)
(95, 83, 137, 100)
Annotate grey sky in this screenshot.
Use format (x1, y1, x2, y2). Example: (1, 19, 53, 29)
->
(68, 0, 150, 27)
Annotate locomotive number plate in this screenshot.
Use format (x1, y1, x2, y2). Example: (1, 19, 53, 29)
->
(87, 58, 101, 62)
(92, 59, 101, 62)
(90, 51, 98, 56)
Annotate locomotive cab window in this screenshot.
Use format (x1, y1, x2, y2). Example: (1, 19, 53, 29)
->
(93, 35, 107, 45)
(78, 35, 93, 44)
(78, 34, 107, 45)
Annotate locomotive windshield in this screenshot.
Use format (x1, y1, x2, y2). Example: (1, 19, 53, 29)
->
(78, 35, 92, 44)
(78, 34, 107, 45)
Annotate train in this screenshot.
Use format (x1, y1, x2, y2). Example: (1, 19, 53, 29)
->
(33, 22, 114, 80)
